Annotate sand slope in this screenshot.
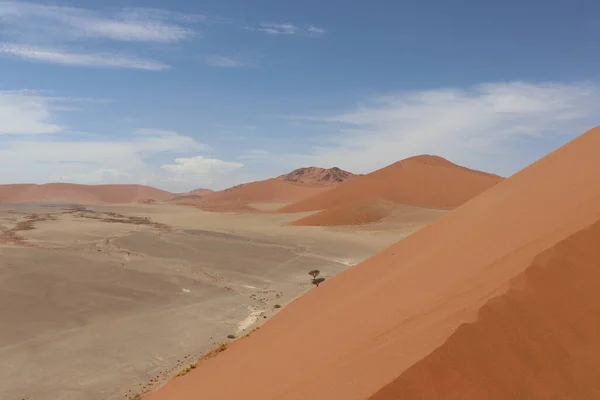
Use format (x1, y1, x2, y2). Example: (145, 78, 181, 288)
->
(188, 167, 354, 212)
(0, 183, 174, 204)
(291, 199, 397, 226)
(280, 156, 503, 222)
(167, 188, 214, 203)
(370, 220, 600, 399)
(145, 126, 600, 400)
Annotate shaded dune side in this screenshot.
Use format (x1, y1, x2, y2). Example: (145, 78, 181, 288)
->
(290, 199, 397, 226)
(371, 220, 600, 400)
(188, 179, 332, 212)
(280, 155, 503, 215)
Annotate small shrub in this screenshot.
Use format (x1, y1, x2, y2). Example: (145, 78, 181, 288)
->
(274, 304, 281, 309)
(227, 334, 236, 339)
(176, 363, 196, 377)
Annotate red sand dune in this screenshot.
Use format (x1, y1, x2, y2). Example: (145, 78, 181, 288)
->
(145, 126, 600, 400)
(280, 156, 503, 221)
(0, 183, 174, 204)
(167, 188, 214, 203)
(188, 167, 354, 212)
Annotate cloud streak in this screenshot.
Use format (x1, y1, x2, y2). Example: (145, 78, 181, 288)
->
(0, 2, 197, 43)
(246, 23, 326, 37)
(287, 81, 600, 176)
(203, 55, 255, 68)
(162, 156, 244, 176)
(0, 43, 169, 70)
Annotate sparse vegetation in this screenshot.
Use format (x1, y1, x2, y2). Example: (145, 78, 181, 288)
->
(309, 270, 325, 287)
(227, 334, 236, 339)
(312, 277, 326, 287)
(274, 304, 281, 309)
(202, 343, 228, 360)
(176, 363, 197, 377)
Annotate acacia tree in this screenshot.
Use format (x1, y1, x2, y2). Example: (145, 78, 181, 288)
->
(309, 270, 325, 287)
(312, 277, 326, 287)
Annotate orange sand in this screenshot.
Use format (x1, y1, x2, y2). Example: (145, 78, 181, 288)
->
(280, 155, 503, 218)
(290, 199, 396, 226)
(145, 126, 600, 400)
(188, 167, 354, 212)
(0, 183, 174, 204)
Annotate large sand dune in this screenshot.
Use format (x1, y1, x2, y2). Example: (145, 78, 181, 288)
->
(0, 183, 175, 204)
(281, 155, 502, 225)
(145, 126, 600, 400)
(187, 167, 355, 212)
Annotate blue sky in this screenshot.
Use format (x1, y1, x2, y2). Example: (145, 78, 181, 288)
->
(1, 0, 599, 191)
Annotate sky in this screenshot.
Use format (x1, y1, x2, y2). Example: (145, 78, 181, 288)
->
(1, 0, 600, 192)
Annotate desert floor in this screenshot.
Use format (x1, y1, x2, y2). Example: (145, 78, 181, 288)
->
(0, 203, 443, 400)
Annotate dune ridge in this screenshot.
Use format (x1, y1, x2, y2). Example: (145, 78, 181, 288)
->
(145, 126, 600, 400)
(280, 155, 503, 225)
(0, 183, 174, 204)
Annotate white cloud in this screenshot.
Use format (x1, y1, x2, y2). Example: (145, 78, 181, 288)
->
(246, 23, 326, 37)
(1, 90, 64, 134)
(257, 23, 298, 35)
(238, 149, 271, 160)
(204, 55, 253, 68)
(0, 2, 196, 43)
(161, 156, 243, 176)
(307, 25, 326, 37)
(0, 88, 242, 191)
(0, 43, 169, 70)
(288, 81, 600, 176)
(0, 90, 115, 134)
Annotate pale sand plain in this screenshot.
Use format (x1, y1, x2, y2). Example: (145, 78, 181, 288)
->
(0, 202, 443, 400)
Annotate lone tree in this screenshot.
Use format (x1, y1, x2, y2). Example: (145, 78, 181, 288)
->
(312, 277, 326, 287)
(308, 269, 320, 279)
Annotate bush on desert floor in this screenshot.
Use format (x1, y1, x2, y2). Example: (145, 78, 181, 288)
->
(308, 269, 320, 279)
(312, 277, 326, 287)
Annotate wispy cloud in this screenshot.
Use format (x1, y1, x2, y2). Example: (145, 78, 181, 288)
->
(203, 55, 255, 68)
(307, 25, 327, 37)
(0, 89, 64, 135)
(0, 43, 169, 70)
(0, 88, 243, 190)
(245, 23, 326, 37)
(286, 81, 600, 176)
(161, 156, 243, 176)
(0, 2, 198, 43)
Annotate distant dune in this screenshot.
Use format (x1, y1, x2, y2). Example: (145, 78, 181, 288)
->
(187, 167, 355, 212)
(283, 155, 502, 225)
(291, 199, 396, 226)
(167, 188, 214, 203)
(145, 126, 600, 400)
(0, 183, 174, 204)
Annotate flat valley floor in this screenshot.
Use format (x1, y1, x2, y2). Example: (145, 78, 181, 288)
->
(0, 203, 443, 400)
